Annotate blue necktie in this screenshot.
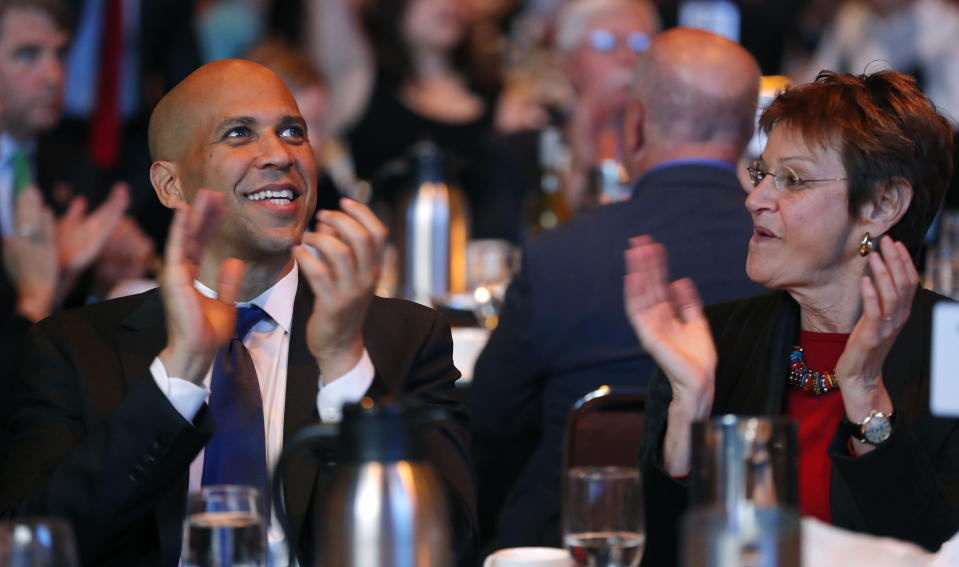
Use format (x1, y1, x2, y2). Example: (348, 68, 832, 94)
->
(201, 305, 270, 506)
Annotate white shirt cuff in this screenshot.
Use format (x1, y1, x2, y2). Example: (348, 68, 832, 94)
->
(150, 357, 209, 421)
(316, 349, 375, 423)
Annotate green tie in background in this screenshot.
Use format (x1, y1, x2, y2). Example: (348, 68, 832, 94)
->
(11, 149, 32, 196)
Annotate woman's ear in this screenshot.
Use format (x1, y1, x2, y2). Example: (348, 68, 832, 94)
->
(862, 177, 913, 235)
(150, 161, 186, 209)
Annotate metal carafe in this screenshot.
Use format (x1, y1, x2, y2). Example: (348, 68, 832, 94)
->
(401, 141, 468, 306)
(273, 399, 451, 567)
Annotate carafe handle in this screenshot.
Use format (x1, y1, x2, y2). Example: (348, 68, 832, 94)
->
(272, 422, 339, 567)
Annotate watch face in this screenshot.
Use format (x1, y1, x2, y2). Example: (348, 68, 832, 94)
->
(863, 413, 892, 444)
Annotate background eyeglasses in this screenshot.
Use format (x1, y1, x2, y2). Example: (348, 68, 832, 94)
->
(587, 29, 651, 53)
(746, 161, 847, 193)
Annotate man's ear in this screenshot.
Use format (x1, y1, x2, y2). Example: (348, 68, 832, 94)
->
(861, 177, 913, 235)
(150, 161, 185, 208)
(623, 99, 645, 157)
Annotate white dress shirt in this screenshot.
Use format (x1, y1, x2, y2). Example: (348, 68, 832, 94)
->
(149, 266, 375, 563)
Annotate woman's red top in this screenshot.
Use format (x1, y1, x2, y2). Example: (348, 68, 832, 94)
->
(784, 330, 850, 523)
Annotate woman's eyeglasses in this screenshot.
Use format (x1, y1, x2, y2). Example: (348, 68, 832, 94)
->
(746, 161, 847, 193)
(587, 29, 651, 53)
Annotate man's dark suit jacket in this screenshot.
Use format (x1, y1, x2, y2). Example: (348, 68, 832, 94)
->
(0, 132, 106, 462)
(469, 163, 765, 551)
(0, 278, 477, 566)
(641, 289, 959, 566)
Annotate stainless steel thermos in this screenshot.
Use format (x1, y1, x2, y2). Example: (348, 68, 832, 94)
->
(274, 399, 451, 567)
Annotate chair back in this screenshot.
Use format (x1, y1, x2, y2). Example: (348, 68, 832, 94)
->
(563, 386, 646, 470)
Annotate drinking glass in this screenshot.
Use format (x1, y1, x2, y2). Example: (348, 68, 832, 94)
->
(562, 466, 644, 567)
(181, 485, 267, 567)
(0, 518, 79, 567)
(466, 239, 516, 329)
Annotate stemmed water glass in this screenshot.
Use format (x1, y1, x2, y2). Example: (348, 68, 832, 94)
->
(181, 485, 267, 567)
(562, 466, 645, 567)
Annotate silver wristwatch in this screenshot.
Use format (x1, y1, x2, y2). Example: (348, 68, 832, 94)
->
(845, 410, 895, 445)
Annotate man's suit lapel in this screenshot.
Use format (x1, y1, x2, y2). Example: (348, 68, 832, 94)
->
(282, 280, 322, 547)
(115, 289, 168, 392)
(116, 289, 190, 566)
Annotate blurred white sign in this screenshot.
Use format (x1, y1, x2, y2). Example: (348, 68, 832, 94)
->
(932, 302, 959, 417)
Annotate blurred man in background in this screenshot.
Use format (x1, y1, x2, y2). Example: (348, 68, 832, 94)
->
(555, 0, 660, 210)
(471, 27, 765, 554)
(0, 0, 152, 315)
(0, 0, 145, 460)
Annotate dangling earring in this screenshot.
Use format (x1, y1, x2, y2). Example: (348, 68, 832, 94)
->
(859, 232, 873, 257)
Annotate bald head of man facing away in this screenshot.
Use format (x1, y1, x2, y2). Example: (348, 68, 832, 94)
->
(623, 27, 761, 177)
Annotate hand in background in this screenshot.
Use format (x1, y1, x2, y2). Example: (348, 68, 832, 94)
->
(3, 187, 57, 322)
(292, 198, 388, 382)
(157, 190, 244, 384)
(55, 181, 130, 278)
(494, 85, 550, 134)
(92, 216, 157, 299)
(624, 235, 716, 475)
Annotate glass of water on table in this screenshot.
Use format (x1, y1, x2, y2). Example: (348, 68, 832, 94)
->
(563, 466, 644, 567)
(182, 485, 267, 567)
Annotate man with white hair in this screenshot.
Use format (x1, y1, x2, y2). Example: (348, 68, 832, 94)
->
(555, 0, 660, 209)
(556, 0, 661, 102)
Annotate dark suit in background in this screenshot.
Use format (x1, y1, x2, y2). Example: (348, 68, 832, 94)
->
(0, 279, 477, 567)
(0, 302, 30, 463)
(0, 133, 106, 462)
(470, 163, 764, 551)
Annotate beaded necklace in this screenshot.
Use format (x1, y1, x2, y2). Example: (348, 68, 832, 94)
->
(788, 345, 839, 395)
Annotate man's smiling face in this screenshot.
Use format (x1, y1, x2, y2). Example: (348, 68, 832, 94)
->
(174, 61, 317, 263)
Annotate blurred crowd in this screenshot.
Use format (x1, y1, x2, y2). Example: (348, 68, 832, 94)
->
(4, 0, 959, 329)
(0, 0, 958, 564)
